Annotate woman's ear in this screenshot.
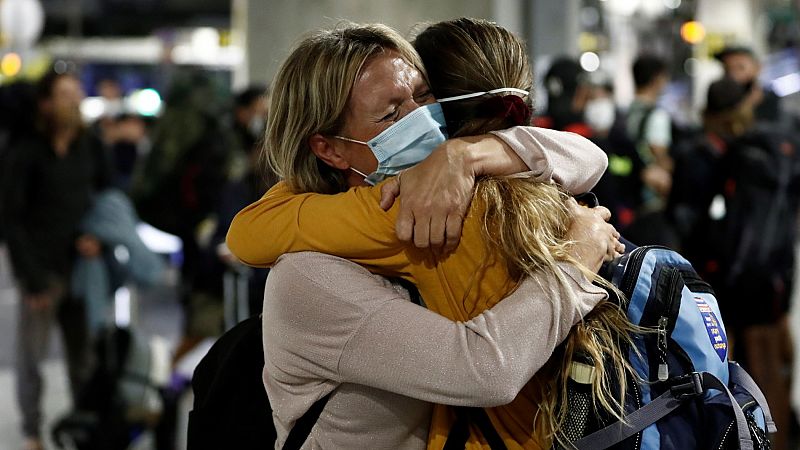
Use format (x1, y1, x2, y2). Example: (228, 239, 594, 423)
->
(309, 134, 350, 170)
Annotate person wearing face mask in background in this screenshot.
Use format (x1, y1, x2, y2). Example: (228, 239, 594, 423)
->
(536, 57, 594, 137)
(714, 45, 783, 124)
(582, 73, 643, 231)
(675, 76, 800, 450)
(535, 66, 642, 233)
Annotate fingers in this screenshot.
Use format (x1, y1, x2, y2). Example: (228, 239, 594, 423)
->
(396, 208, 414, 243)
(413, 217, 431, 248)
(565, 197, 580, 214)
(444, 214, 463, 253)
(379, 178, 400, 211)
(429, 214, 447, 248)
(595, 206, 612, 222)
(604, 229, 626, 262)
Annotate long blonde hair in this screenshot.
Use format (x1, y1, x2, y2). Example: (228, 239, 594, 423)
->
(265, 23, 426, 194)
(415, 17, 640, 445)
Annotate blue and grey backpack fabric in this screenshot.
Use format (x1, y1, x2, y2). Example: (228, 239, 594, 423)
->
(561, 245, 775, 450)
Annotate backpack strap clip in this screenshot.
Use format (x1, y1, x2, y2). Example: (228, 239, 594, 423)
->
(669, 371, 704, 399)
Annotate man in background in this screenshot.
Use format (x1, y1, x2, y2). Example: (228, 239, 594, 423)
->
(715, 45, 782, 123)
(623, 54, 678, 247)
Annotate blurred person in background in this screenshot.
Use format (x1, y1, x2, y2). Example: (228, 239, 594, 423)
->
(538, 57, 592, 135)
(100, 113, 150, 192)
(671, 76, 800, 450)
(536, 63, 642, 234)
(2, 70, 110, 450)
(213, 85, 273, 316)
(131, 70, 233, 359)
(713, 77, 800, 450)
(582, 72, 643, 231)
(217, 85, 273, 241)
(714, 45, 782, 124)
(623, 54, 678, 247)
(89, 78, 151, 193)
(0, 81, 38, 260)
(668, 78, 744, 279)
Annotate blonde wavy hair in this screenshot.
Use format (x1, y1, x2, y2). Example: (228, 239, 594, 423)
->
(264, 23, 426, 194)
(414, 17, 641, 446)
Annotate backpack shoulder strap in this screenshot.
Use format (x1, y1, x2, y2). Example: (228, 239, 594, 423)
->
(281, 391, 333, 450)
(729, 362, 777, 433)
(572, 372, 756, 450)
(571, 387, 685, 450)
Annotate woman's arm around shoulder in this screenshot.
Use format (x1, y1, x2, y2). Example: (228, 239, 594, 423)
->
(225, 182, 404, 269)
(262, 252, 607, 407)
(490, 126, 609, 193)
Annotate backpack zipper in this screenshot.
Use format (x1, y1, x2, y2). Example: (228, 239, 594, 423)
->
(656, 316, 669, 381)
(630, 372, 643, 450)
(620, 247, 649, 297)
(655, 267, 682, 381)
(718, 421, 735, 450)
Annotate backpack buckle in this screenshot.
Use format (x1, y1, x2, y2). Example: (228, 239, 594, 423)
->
(669, 372, 704, 399)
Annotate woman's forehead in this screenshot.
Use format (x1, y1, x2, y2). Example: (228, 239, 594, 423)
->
(347, 52, 424, 110)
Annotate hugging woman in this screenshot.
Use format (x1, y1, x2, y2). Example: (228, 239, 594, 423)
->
(228, 19, 630, 449)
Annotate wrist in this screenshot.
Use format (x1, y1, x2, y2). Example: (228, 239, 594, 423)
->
(439, 137, 480, 178)
(457, 134, 502, 177)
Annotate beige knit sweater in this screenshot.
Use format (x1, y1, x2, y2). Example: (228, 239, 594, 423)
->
(263, 253, 607, 449)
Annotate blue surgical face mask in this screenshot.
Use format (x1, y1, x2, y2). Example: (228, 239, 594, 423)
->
(335, 102, 448, 185)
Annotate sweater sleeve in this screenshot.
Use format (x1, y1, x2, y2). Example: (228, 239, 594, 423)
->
(264, 253, 606, 409)
(489, 126, 609, 194)
(337, 261, 607, 406)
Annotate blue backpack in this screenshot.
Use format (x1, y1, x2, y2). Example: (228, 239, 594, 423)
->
(563, 245, 776, 450)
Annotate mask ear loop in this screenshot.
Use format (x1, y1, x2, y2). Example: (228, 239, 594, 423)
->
(350, 166, 369, 179)
(437, 87, 530, 103)
(334, 135, 369, 145)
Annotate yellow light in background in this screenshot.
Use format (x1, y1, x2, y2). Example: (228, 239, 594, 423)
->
(578, 32, 599, 52)
(1, 53, 22, 77)
(681, 21, 706, 45)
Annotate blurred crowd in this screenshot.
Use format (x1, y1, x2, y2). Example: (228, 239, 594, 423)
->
(535, 47, 800, 450)
(0, 43, 799, 449)
(0, 68, 272, 450)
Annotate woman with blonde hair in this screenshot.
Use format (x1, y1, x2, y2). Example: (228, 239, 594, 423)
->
(228, 20, 629, 448)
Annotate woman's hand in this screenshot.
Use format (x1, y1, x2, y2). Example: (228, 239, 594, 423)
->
(379, 135, 526, 251)
(565, 198, 625, 273)
(379, 139, 476, 252)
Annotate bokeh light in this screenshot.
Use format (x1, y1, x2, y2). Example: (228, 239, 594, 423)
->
(1, 52, 22, 77)
(130, 88, 162, 116)
(580, 52, 601, 72)
(680, 21, 706, 44)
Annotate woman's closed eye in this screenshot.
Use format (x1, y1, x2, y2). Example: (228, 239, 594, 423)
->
(414, 90, 433, 103)
(379, 107, 401, 122)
